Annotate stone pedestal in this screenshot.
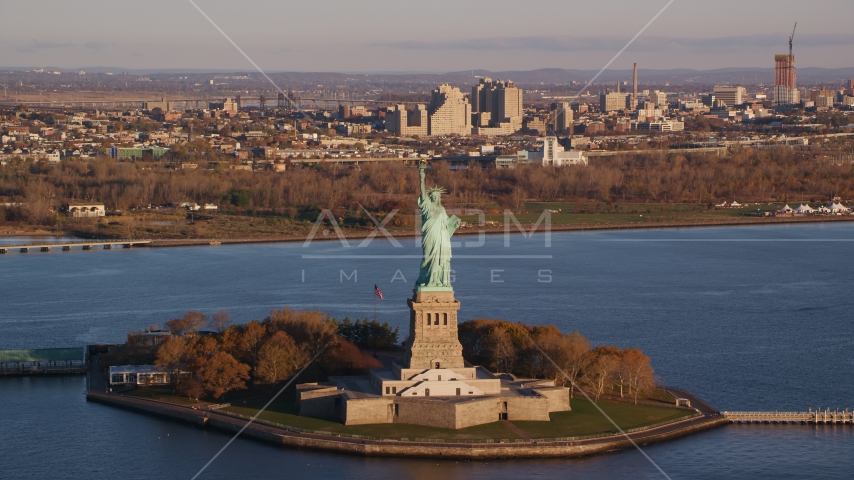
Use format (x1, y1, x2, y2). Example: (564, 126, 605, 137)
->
(404, 289, 465, 370)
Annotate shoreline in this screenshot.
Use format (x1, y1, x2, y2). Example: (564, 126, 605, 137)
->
(97, 215, 854, 248)
(85, 389, 726, 460)
(3, 215, 853, 249)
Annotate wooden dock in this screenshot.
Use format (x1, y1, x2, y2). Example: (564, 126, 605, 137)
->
(0, 239, 152, 254)
(722, 409, 854, 425)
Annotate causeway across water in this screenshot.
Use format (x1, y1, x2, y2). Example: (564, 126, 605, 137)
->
(722, 410, 854, 424)
(0, 240, 152, 254)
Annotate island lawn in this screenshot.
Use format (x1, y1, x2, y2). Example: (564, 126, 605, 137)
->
(220, 393, 694, 441)
(122, 385, 211, 406)
(512, 398, 692, 439)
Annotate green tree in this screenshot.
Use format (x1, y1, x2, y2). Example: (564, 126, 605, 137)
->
(226, 188, 250, 207)
(335, 317, 399, 351)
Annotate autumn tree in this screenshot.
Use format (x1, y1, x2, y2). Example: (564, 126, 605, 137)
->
(529, 325, 564, 379)
(201, 351, 250, 399)
(623, 348, 655, 404)
(266, 308, 338, 359)
(154, 336, 187, 391)
(179, 377, 205, 401)
(165, 311, 208, 336)
(218, 325, 242, 356)
(532, 328, 590, 400)
(185, 336, 219, 368)
(458, 319, 531, 372)
(483, 326, 516, 373)
(210, 311, 231, 332)
(584, 346, 621, 402)
(320, 339, 382, 374)
(238, 320, 266, 368)
(560, 332, 590, 397)
(255, 332, 308, 384)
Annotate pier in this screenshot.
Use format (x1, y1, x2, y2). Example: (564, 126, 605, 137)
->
(722, 410, 854, 425)
(0, 239, 152, 254)
(0, 347, 86, 376)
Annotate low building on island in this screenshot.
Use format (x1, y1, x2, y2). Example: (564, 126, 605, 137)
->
(109, 365, 172, 386)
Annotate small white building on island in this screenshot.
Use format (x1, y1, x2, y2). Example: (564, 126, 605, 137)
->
(109, 365, 171, 386)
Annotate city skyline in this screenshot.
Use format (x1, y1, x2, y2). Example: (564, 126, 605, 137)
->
(1, 0, 853, 72)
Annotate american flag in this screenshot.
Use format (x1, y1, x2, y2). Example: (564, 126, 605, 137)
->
(374, 284, 384, 300)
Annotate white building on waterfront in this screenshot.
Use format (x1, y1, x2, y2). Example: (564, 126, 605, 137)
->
(109, 365, 172, 386)
(530, 132, 588, 166)
(64, 203, 105, 218)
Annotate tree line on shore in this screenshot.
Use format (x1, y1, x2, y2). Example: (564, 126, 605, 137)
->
(129, 308, 655, 405)
(2, 147, 852, 226)
(147, 309, 381, 400)
(459, 319, 656, 404)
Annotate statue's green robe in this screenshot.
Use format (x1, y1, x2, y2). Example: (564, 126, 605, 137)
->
(417, 195, 460, 287)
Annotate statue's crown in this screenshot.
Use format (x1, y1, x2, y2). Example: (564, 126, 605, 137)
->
(427, 186, 446, 194)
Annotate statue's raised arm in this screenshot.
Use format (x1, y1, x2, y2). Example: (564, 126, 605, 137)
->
(418, 163, 428, 206)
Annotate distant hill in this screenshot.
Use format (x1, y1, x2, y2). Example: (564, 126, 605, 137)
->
(2, 66, 853, 87)
(445, 67, 854, 86)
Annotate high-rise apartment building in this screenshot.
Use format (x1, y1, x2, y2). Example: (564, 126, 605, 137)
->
(551, 102, 573, 135)
(713, 86, 746, 107)
(427, 84, 471, 136)
(385, 104, 428, 136)
(774, 54, 799, 105)
(338, 104, 351, 119)
(636, 101, 662, 120)
(471, 78, 523, 135)
(809, 87, 835, 103)
(649, 90, 667, 107)
(600, 91, 631, 113)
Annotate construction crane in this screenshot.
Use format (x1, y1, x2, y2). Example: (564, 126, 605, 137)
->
(789, 22, 797, 58)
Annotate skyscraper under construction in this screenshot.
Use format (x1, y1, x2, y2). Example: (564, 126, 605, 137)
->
(774, 24, 800, 106)
(774, 55, 799, 105)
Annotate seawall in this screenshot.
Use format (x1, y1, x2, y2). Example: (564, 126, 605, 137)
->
(86, 391, 726, 459)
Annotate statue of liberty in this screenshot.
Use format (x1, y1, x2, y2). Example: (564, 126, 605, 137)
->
(416, 162, 460, 289)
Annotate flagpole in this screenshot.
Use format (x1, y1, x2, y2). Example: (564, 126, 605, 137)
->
(373, 283, 377, 324)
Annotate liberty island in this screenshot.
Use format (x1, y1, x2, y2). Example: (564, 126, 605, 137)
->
(69, 166, 727, 459)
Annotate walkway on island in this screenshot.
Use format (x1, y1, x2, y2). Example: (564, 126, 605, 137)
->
(85, 387, 726, 459)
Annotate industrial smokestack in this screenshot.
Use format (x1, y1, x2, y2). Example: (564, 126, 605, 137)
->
(633, 63, 638, 108)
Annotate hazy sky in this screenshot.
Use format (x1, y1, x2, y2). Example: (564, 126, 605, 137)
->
(1, 0, 852, 72)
